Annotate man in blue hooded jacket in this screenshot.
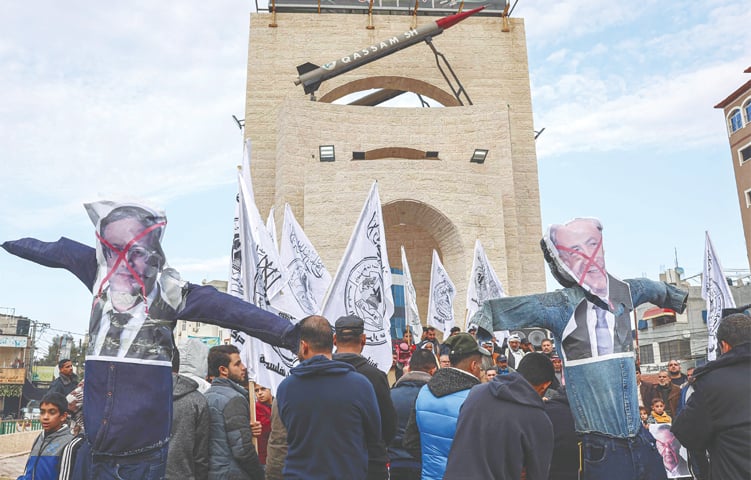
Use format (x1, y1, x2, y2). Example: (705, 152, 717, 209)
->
(276, 315, 381, 480)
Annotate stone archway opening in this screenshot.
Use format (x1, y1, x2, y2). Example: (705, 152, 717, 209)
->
(320, 76, 462, 107)
(383, 199, 465, 334)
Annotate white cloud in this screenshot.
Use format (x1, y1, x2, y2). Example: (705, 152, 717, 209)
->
(0, 1, 249, 231)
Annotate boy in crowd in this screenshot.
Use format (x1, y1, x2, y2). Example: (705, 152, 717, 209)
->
(649, 398, 672, 424)
(18, 392, 82, 480)
(639, 406, 650, 428)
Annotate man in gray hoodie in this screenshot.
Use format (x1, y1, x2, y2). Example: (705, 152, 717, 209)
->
(166, 350, 209, 480)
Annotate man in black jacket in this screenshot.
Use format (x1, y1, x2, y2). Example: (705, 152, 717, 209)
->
(388, 349, 437, 480)
(672, 313, 751, 479)
(333, 315, 397, 480)
(47, 359, 79, 397)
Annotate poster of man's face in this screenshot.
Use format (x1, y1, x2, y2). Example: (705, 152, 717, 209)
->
(543, 218, 635, 364)
(546, 218, 608, 299)
(85, 201, 176, 364)
(649, 424, 690, 478)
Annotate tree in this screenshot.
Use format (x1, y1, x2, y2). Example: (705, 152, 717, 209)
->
(37, 335, 84, 373)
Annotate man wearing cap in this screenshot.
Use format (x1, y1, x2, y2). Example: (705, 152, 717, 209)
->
(402, 333, 488, 480)
(444, 353, 554, 480)
(333, 315, 397, 480)
(495, 355, 513, 375)
(503, 334, 526, 369)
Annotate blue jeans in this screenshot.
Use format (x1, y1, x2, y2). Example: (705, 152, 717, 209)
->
(581, 428, 667, 480)
(90, 444, 168, 480)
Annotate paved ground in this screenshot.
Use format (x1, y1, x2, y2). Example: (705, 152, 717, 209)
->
(0, 452, 27, 479)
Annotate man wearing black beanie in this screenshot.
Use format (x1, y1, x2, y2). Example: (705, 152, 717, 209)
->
(444, 353, 553, 480)
(518, 353, 578, 480)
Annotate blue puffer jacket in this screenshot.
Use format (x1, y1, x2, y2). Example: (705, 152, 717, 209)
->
(18, 424, 75, 480)
(410, 368, 480, 480)
(205, 377, 264, 480)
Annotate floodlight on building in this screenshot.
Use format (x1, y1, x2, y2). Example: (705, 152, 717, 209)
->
(319, 145, 335, 162)
(470, 149, 488, 164)
(232, 115, 245, 131)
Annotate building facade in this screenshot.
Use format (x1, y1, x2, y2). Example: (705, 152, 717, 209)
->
(715, 67, 751, 270)
(635, 268, 751, 372)
(244, 9, 545, 325)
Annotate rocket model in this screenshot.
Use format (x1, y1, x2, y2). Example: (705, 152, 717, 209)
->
(295, 6, 485, 95)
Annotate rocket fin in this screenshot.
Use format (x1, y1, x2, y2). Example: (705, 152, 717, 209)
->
(296, 62, 319, 76)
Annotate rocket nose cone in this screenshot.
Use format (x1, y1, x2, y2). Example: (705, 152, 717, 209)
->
(435, 6, 485, 30)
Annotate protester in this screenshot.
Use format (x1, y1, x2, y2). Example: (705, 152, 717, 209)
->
(666, 359, 687, 386)
(403, 333, 488, 480)
(47, 359, 79, 397)
(254, 384, 273, 468)
(276, 315, 381, 480)
(542, 386, 578, 480)
(639, 406, 650, 428)
(502, 334, 525, 368)
(495, 354, 512, 374)
(636, 366, 656, 411)
(18, 392, 82, 480)
(449, 326, 460, 337)
(388, 349, 437, 480)
(541, 338, 555, 357)
(166, 350, 209, 480)
(418, 326, 440, 351)
(485, 366, 498, 381)
(444, 353, 554, 480)
(333, 315, 397, 480)
(438, 352, 450, 369)
(205, 345, 263, 480)
(649, 398, 671, 424)
(178, 338, 212, 394)
(551, 354, 563, 385)
(654, 370, 680, 417)
(674, 366, 695, 416)
(393, 330, 416, 381)
(672, 313, 751, 479)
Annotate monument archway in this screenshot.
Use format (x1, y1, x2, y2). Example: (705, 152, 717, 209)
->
(383, 199, 466, 330)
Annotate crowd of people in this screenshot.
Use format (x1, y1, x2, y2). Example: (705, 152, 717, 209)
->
(17, 311, 751, 480)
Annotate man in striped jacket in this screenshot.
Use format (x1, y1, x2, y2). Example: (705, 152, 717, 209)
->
(17, 392, 83, 480)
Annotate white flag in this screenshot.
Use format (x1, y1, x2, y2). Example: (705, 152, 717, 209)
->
(230, 139, 298, 394)
(702, 232, 735, 361)
(400, 246, 422, 338)
(267, 206, 278, 254)
(322, 182, 394, 373)
(280, 203, 331, 316)
(427, 249, 456, 338)
(466, 239, 505, 327)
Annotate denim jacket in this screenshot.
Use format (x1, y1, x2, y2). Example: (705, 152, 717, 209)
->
(472, 278, 687, 438)
(2, 237, 299, 456)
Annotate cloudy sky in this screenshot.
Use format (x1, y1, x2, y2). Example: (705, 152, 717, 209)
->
(1, 0, 749, 357)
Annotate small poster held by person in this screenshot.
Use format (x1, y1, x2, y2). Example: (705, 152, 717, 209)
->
(649, 423, 691, 478)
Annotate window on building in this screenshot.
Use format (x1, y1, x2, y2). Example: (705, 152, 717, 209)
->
(659, 339, 691, 361)
(639, 344, 654, 364)
(740, 145, 751, 165)
(730, 109, 743, 133)
(745, 100, 751, 123)
(746, 188, 751, 208)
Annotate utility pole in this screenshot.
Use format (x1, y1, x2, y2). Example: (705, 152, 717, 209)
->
(27, 320, 50, 382)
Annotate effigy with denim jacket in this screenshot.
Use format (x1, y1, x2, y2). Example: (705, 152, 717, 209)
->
(2, 201, 300, 479)
(471, 218, 688, 480)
